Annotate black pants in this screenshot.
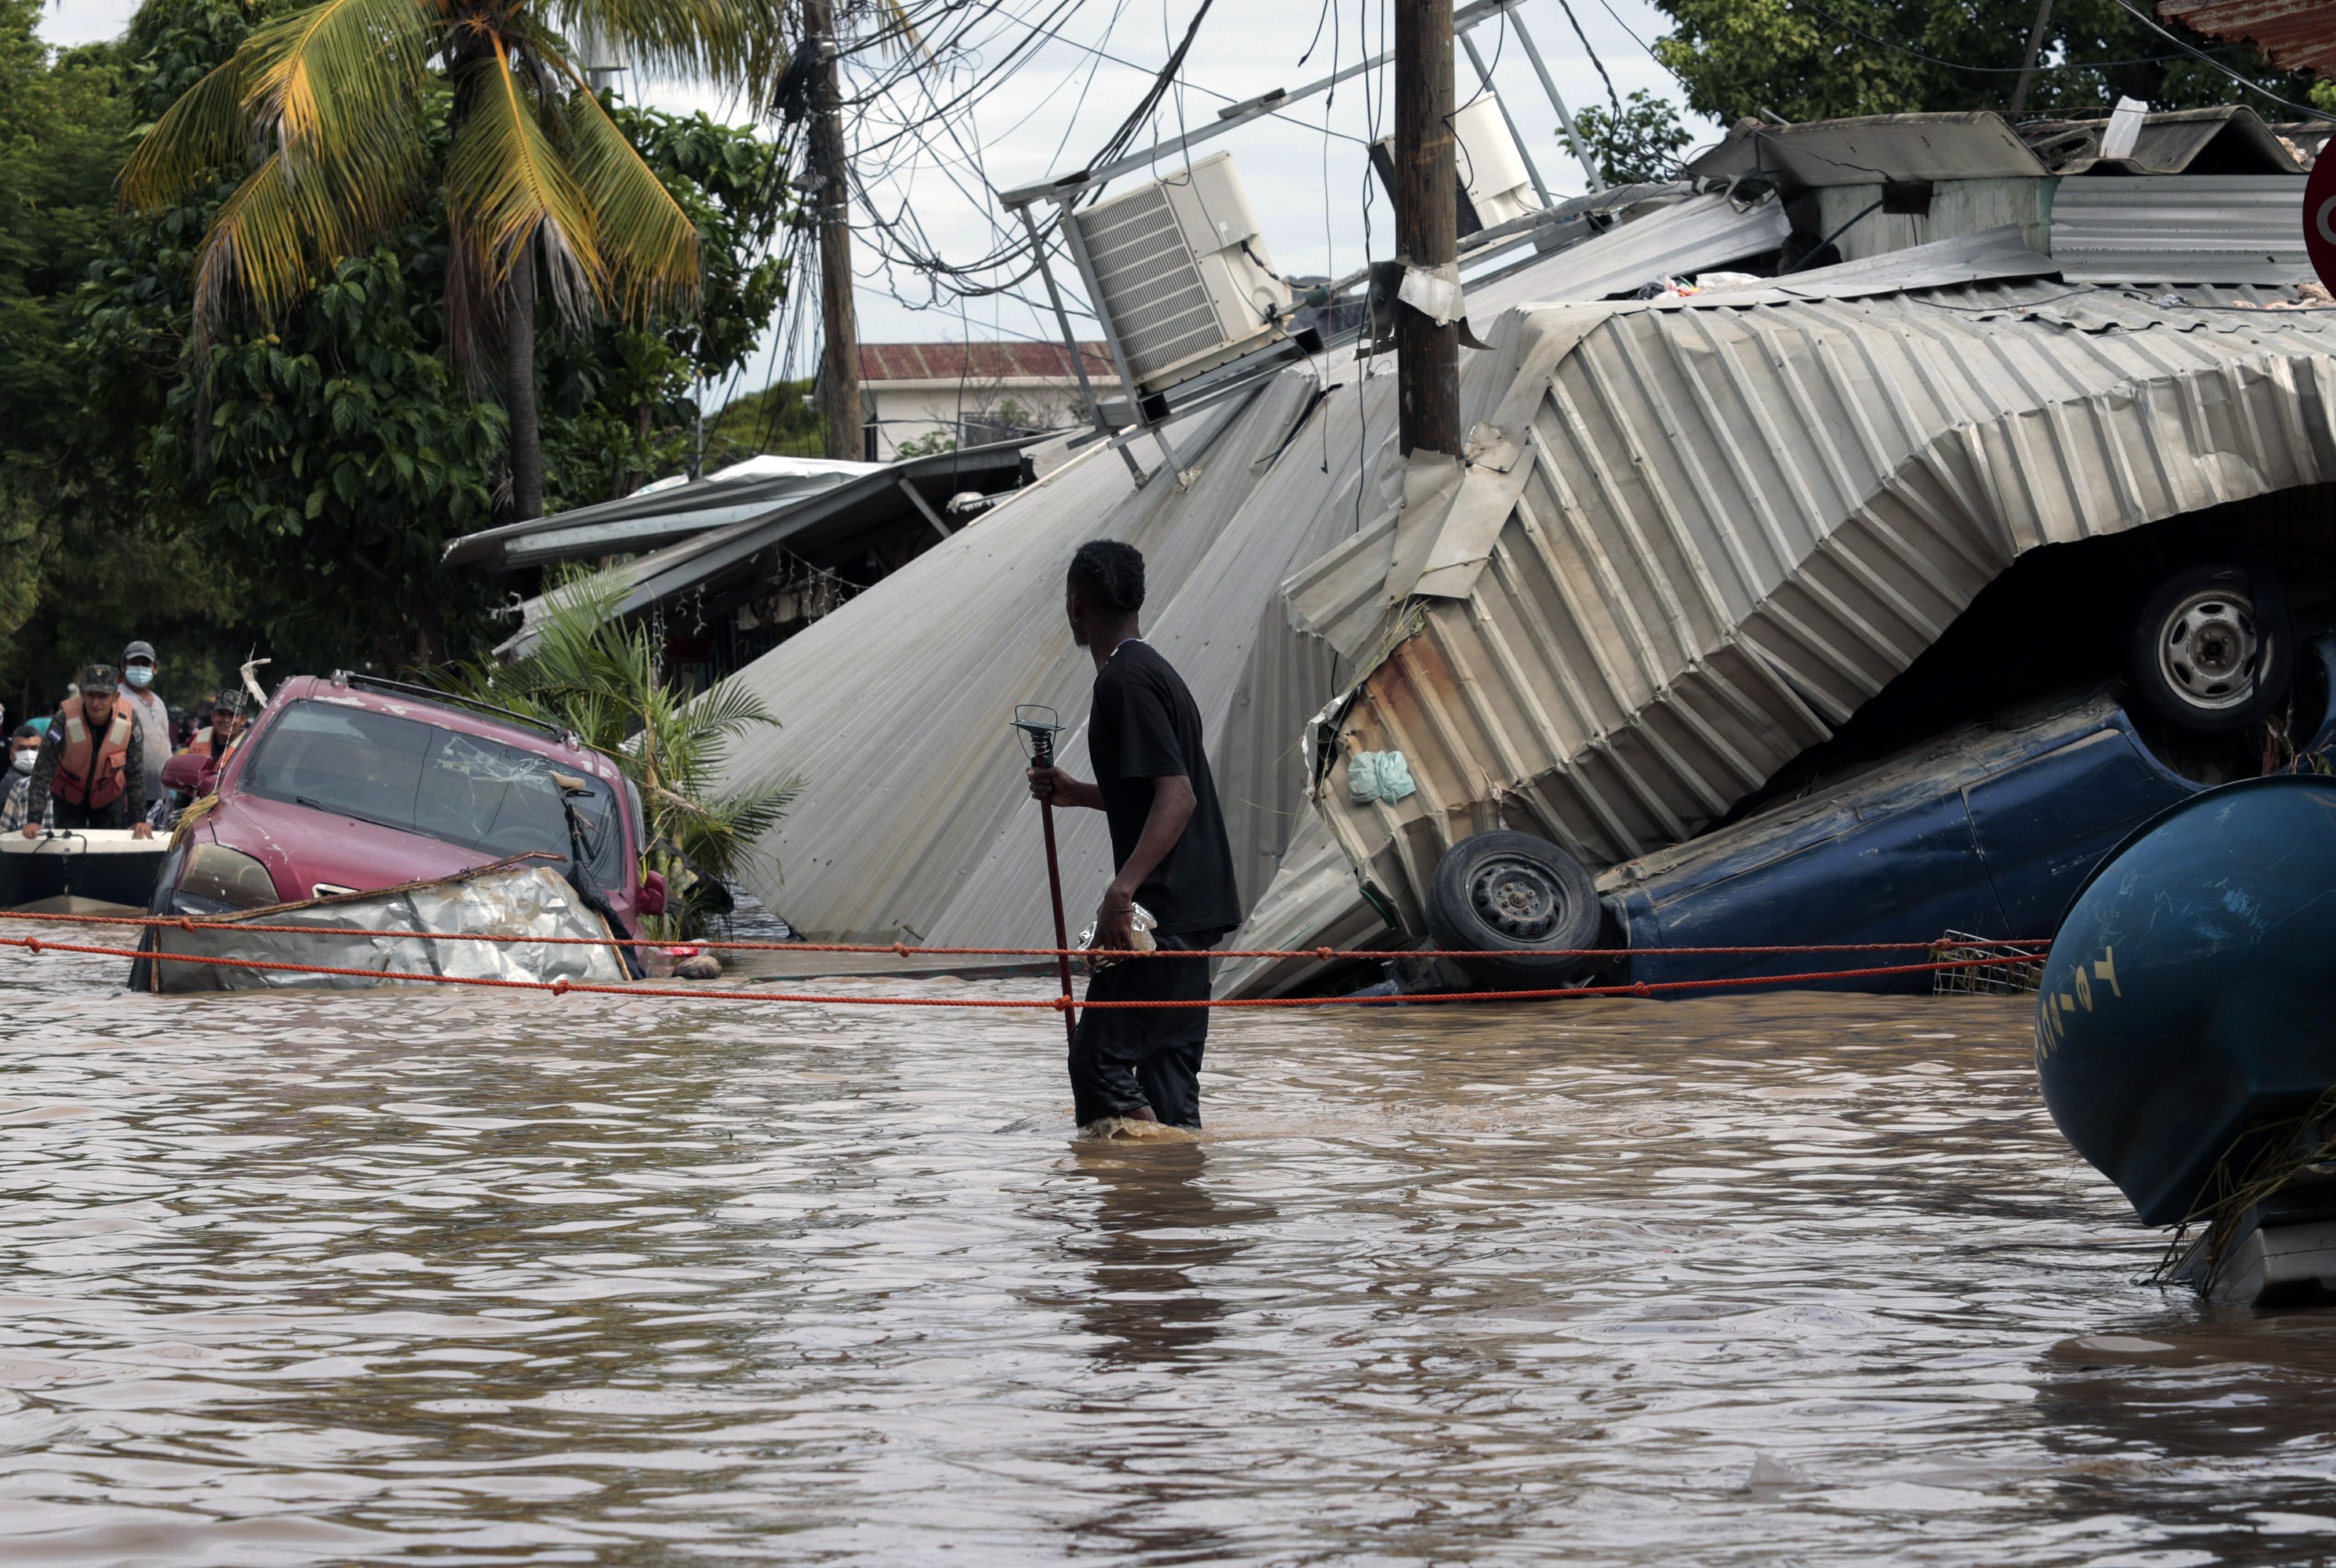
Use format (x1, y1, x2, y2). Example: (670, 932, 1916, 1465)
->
(1068, 935, 1214, 1129)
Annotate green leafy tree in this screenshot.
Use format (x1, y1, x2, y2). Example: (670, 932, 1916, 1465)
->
(0, 0, 236, 717)
(700, 375, 827, 467)
(1652, 0, 2318, 125)
(72, 0, 793, 678)
(1571, 89, 1695, 185)
(433, 568, 798, 937)
(114, 0, 788, 521)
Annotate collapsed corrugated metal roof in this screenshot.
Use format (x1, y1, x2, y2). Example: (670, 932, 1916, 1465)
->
(445, 454, 883, 570)
(702, 201, 1799, 951)
(491, 441, 1033, 659)
(1684, 105, 2303, 187)
(2019, 104, 2303, 175)
(1236, 281, 2336, 994)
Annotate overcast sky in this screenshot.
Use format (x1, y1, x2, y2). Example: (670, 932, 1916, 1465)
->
(41, 0, 1713, 408)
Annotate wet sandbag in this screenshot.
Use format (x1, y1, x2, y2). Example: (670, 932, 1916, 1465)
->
(2037, 774, 2336, 1225)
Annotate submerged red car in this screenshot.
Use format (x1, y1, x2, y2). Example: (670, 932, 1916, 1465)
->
(152, 674, 658, 949)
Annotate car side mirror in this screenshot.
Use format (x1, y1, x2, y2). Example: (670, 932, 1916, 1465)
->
(162, 752, 216, 793)
(639, 869, 667, 916)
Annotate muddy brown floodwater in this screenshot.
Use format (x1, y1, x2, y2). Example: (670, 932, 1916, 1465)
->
(4, 934, 2336, 1566)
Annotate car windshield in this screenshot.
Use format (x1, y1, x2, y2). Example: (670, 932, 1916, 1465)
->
(241, 700, 628, 890)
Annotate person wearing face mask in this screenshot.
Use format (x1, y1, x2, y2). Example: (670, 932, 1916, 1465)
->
(118, 641, 171, 813)
(0, 724, 47, 835)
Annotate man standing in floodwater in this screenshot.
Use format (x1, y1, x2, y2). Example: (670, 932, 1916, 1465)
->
(1027, 540, 1242, 1132)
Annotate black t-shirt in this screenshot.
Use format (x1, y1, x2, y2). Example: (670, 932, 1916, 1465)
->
(1085, 639, 1241, 938)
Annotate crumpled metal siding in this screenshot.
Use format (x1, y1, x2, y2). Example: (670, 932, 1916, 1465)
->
(1464, 192, 1793, 331)
(1302, 283, 2336, 939)
(2052, 175, 2312, 283)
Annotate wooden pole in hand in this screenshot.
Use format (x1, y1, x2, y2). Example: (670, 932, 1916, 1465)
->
(1033, 732, 1078, 1046)
(1039, 797, 1078, 1047)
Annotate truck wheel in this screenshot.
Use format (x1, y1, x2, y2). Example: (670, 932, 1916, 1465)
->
(2128, 562, 2290, 735)
(1424, 831, 1604, 991)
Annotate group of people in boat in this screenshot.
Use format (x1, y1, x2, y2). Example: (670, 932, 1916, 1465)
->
(2, 641, 246, 839)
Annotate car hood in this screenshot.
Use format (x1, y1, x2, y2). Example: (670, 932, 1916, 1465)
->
(203, 792, 512, 903)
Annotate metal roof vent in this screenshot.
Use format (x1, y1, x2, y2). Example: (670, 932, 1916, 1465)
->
(1065, 152, 1292, 395)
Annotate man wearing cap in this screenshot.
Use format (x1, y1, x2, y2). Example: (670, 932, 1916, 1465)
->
(22, 665, 152, 839)
(119, 640, 170, 813)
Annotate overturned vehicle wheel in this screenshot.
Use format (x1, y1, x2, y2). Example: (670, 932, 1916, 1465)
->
(2128, 562, 2290, 735)
(1425, 831, 1604, 991)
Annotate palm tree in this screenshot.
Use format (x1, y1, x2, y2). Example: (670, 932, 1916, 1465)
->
(118, 0, 786, 521)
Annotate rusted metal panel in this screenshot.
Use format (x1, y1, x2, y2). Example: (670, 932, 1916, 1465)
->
(2160, 0, 2336, 82)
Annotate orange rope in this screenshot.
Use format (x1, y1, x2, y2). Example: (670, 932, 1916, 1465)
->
(2, 930, 2045, 1007)
(0, 907, 2047, 964)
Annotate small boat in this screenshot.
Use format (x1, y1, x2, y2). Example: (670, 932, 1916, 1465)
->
(2036, 772, 2336, 1304)
(1, 828, 169, 915)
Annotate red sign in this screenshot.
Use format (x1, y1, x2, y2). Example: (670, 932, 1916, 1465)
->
(2307, 149, 2336, 294)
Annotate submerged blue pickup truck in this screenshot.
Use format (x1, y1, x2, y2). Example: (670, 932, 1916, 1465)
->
(1418, 638, 2336, 995)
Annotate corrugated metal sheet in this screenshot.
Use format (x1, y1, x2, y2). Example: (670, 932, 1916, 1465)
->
(1296, 282, 2336, 953)
(1464, 192, 1794, 330)
(1722, 225, 2056, 297)
(2160, 0, 2336, 83)
(2052, 174, 2311, 283)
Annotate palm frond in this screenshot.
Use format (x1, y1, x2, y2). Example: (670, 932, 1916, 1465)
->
(236, 0, 434, 230)
(538, 0, 787, 93)
(189, 149, 361, 350)
(445, 39, 604, 330)
(561, 81, 698, 322)
(119, 54, 249, 211)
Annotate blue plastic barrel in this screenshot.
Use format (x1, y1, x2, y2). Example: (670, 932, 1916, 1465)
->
(2036, 773, 2336, 1226)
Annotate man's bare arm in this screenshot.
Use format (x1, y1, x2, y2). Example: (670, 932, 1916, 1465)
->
(1093, 775, 1195, 949)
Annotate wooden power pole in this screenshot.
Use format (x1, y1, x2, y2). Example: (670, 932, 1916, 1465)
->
(1392, 0, 1461, 458)
(804, 0, 862, 462)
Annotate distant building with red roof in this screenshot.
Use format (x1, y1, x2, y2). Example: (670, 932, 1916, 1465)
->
(858, 340, 1112, 459)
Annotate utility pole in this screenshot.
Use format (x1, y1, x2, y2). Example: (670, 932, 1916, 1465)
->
(1392, 0, 1461, 458)
(804, 0, 862, 462)
(2009, 0, 2054, 113)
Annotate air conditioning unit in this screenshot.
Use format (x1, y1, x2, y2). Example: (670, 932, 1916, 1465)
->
(1066, 152, 1293, 396)
(1452, 92, 1539, 229)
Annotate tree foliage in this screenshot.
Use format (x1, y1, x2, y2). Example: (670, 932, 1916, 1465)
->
(0, 0, 792, 718)
(1571, 89, 1696, 185)
(0, 0, 234, 718)
(1651, 0, 2321, 126)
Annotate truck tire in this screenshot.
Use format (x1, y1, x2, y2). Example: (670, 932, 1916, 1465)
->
(2128, 562, 2290, 736)
(1424, 831, 1604, 991)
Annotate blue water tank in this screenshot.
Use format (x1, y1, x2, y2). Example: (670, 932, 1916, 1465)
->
(2037, 773, 2336, 1226)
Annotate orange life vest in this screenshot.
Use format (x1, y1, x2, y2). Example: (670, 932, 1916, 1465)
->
(53, 708, 132, 810)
